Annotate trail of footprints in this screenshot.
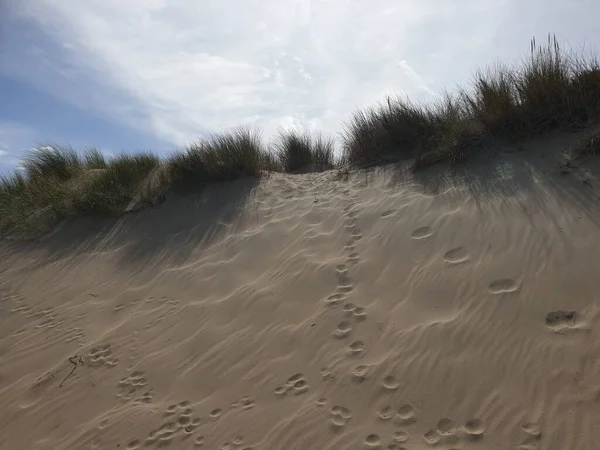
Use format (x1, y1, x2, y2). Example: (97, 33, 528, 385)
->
(136, 399, 254, 450)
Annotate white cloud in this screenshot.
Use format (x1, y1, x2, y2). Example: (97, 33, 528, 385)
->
(0, 150, 7, 157)
(5, 0, 600, 146)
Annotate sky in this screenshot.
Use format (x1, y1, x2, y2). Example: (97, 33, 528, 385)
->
(0, 0, 599, 172)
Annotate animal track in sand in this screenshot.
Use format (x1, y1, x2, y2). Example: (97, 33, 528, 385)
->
(231, 396, 255, 410)
(343, 303, 357, 314)
(133, 388, 154, 405)
(377, 406, 394, 420)
(395, 404, 416, 425)
(194, 436, 205, 447)
(464, 418, 486, 439)
(393, 431, 409, 443)
(437, 418, 456, 435)
(381, 209, 398, 218)
(352, 364, 370, 381)
(545, 311, 576, 331)
(489, 279, 518, 294)
(275, 373, 309, 396)
(412, 226, 433, 239)
(330, 405, 352, 428)
(364, 434, 382, 447)
(145, 421, 179, 447)
(353, 306, 367, 321)
(348, 340, 366, 355)
(332, 321, 352, 339)
(90, 344, 118, 367)
(520, 422, 542, 449)
(117, 370, 148, 401)
(164, 401, 200, 433)
(381, 375, 400, 390)
(324, 293, 346, 308)
(443, 246, 469, 264)
(348, 252, 360, 263)
(423, 429, 441, 445)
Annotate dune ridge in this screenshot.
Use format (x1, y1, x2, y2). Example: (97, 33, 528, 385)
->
(1, 129, 600, 449)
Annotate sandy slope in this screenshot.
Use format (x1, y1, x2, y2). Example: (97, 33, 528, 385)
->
(2, 133, 600, 450)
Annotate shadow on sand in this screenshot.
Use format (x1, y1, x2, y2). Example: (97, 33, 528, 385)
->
(0, 177, 260, 273)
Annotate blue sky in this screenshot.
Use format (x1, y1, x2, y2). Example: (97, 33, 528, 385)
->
(1, 0, 599, 173)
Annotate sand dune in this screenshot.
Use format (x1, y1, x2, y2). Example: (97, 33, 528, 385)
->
(2, 132, 600, 450)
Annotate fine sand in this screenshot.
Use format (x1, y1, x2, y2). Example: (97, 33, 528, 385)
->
(2, 131, 600, 450)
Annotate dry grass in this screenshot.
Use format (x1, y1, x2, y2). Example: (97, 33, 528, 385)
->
(275, 131, 335, 173)
(342, 35, 600, 167)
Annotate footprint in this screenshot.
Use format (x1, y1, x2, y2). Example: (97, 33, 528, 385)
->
(437, 418, 456, 435)
(194, 436, 205, 447)
(343, 303, 357, 316)
(117, 371, 147, 401)
(395, 404, 416, 425)
(545, 311, 576, 331)
(353, 307, 367, 321)
(381, 375, 399, 390)
(364, 434, 382, 447)
(330, 405, 352, 428)
(443, 247, 469, 264)
(489, 279, 518, 294)
(520, 422, 542, 449)
(348, 252, 360, 262)
(325, 293, 345, 308)
(333, 321, 352, 339)
(393, 431, 409, 443)
(133, 389, 154, 404)
(352, 365, 370, 381)
(381, 210, 398, 218)
(274, 386, 287, 397)
(210, 409, 222, 420)
(285, 373, 309, 394)
(377, 406, 393, 420)
(412, 226, 433, 239)
(423, 429, 441, 445)
(464, 418, 486, 439)
(145, 422, 178, 447)
(348, 340, 366, 355)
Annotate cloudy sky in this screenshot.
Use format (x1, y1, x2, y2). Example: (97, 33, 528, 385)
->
(0, 0, 598, 171)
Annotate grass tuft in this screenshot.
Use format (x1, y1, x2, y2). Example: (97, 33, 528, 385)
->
(275, 131, 335, 172)
(342, 34, 600, 167)
(168, 127, 266, 186)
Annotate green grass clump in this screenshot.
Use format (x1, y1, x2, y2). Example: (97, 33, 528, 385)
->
(275, 131, 335, 172)
(168, 127, 267, 186)
(0, 129, 276, 236)
(342, 35, 600, 167)
(74, 152, 161, 215)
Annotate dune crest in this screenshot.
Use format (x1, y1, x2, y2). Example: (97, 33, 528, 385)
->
(2, 133, 600, 450)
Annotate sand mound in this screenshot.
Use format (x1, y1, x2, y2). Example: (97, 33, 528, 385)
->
(2, 132, 600, 450)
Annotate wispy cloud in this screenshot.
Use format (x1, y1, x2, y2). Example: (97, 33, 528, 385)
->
(5, 0, 600, 147)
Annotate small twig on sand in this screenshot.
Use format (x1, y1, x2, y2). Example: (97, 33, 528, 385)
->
(59, 355, 84, 387)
